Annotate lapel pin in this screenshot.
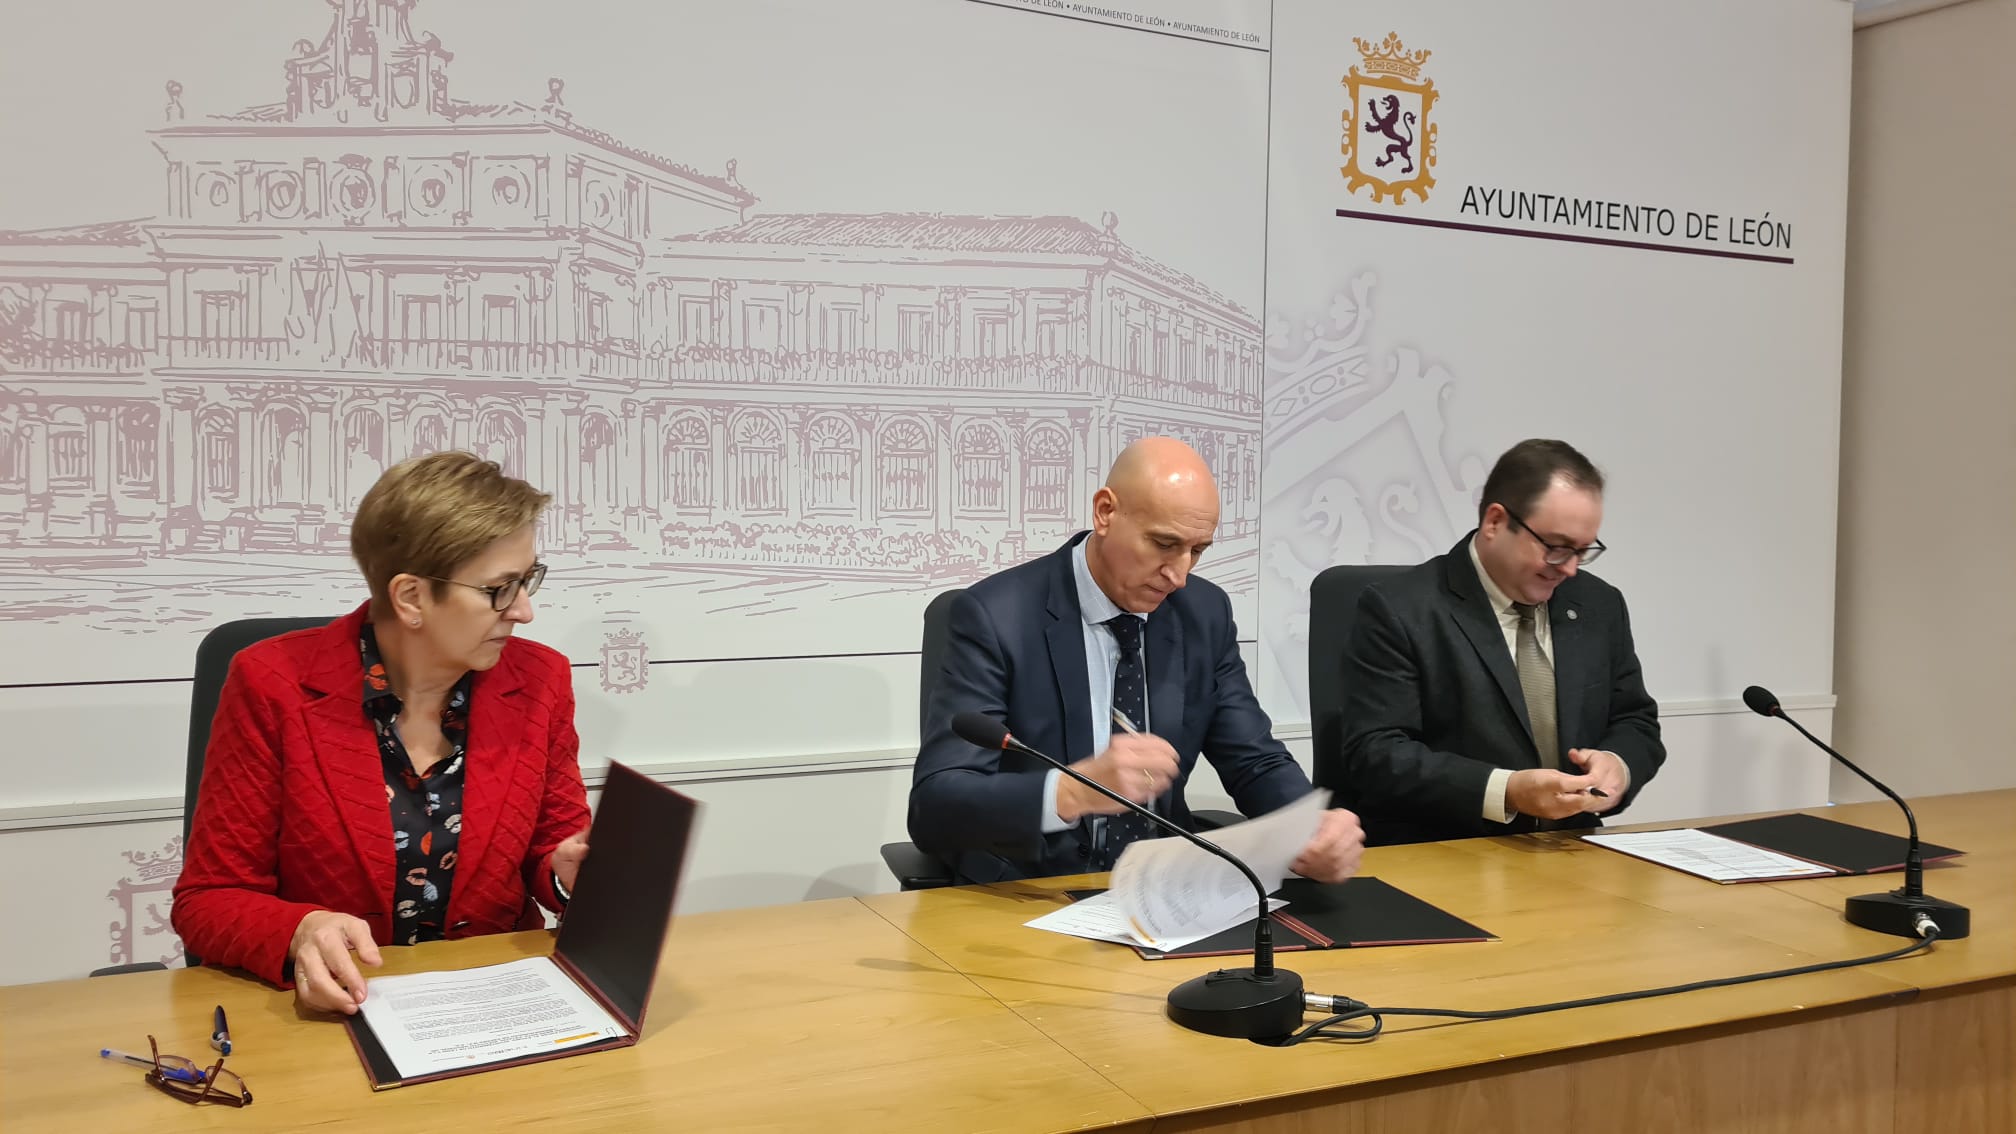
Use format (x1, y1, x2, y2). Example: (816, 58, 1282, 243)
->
(1566, 609, 1578, 621)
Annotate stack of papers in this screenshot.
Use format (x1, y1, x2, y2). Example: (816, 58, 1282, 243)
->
(1026, 789, 1327, 950)
(1024, 891, 1288, 952)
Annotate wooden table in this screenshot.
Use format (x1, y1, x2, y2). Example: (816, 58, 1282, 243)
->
(1, 792, 2009, 1132)
(0, 897, 1153, 1133)
(861, 791, 2014, 1132)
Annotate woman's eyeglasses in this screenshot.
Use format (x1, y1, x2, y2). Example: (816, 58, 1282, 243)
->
(144, 1034, 252, 1107)
(420, 562, 548, 612)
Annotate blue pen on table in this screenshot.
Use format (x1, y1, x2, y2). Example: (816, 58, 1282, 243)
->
(210, 1005, 231, 1056)
(100, 1047, 205, 1083)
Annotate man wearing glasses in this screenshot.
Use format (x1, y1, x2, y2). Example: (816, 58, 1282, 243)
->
(1334, 439, 1665, 844)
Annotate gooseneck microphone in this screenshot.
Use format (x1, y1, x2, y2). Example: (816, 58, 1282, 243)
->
(1742, 685, 1970, 939)
(950, 710, 1307, 1039)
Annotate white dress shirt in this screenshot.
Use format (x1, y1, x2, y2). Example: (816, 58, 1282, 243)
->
(1038, 539, 1149, 832)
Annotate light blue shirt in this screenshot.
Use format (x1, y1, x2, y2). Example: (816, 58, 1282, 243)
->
(1038, 539, 1150, 833)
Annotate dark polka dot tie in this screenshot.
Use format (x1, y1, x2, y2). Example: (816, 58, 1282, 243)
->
(1091, 614, 1158, 871)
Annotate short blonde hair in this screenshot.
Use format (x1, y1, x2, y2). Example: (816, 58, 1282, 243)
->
(351, 451, 551, 610)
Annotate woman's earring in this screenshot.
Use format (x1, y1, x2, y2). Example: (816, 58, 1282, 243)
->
(409, 617, 421, 628)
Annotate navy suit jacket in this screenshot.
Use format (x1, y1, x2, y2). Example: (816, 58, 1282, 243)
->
(908, 532, 1312, 882)
(1337, 533, 1665, 845)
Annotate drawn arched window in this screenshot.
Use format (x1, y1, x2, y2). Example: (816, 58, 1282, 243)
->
(580, 414, 617, 512)
(955, 422, 1006, 515)
(661, 415, 711, 510)
(475, 411, 523, 479)
(877, 417, 934, 516)
(342, 408, 385, 511)
(731, 413, 784, 513)
(118, 405, 158, 486)
(198, 406, 238, 500)
(259, 404, 308, 506)
(805, 414, 858, 512)
(1023, 422, 1072, 519)
(408, 413, 448, 459)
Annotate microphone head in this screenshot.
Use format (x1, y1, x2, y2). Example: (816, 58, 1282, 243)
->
(951, 711, 1012, 751)
(1742, 685, 1782, 718)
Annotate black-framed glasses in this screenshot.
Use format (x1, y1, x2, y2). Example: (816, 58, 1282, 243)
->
(1504, 510, 1606, 566)
(422, 562, 547, 611)
(146, 1034, 252, 1107)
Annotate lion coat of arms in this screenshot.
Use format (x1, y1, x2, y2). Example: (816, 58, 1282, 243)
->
(1340, 33, 1440, 206)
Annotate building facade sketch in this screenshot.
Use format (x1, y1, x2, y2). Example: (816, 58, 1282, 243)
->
(0, 0, 1264, 681)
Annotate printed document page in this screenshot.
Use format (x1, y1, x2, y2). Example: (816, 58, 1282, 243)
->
(1103, 789, 1328, 948)
(1584, 828, 1836, 883)
(356, 956, 629, 1079)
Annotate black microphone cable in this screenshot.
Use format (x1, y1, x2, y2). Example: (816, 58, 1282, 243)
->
(1277, 914, 1943, 1046)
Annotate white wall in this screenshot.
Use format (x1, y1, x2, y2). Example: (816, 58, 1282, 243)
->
(0, 0, 1856, 986)
(1834, 0, 2016, 801)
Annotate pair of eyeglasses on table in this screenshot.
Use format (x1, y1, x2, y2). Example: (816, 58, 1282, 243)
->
(99, 1034, 253, 1107)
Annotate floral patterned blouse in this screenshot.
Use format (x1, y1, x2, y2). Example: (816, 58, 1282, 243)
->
(359, 623, 472, 945)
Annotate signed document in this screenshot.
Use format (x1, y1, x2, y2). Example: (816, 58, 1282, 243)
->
(1094, 789, 1327, 949)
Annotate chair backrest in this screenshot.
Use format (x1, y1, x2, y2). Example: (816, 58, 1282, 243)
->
(1307, 565, 1411, 793)
(182, 616, 330, 966)
(918, 588, 965, 733)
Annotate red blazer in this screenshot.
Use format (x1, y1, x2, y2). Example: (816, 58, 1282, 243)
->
(172, 603, 592, 987)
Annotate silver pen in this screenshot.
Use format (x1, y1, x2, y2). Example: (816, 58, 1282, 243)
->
(1109, 707, 1160, 796)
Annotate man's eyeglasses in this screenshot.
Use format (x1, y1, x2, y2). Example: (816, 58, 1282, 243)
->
(145, 1034, 252, 1107)
(1504, 510, 1606, 566)
(422, 562, 548, 612)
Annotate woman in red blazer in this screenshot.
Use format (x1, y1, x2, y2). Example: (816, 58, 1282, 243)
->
(172, 452, 592, 1015)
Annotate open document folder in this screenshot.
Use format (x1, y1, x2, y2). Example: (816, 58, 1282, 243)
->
(1026, 789, 1327, 951)
(344, 763, 698, 1089)
(1584, 815, 1963, 884)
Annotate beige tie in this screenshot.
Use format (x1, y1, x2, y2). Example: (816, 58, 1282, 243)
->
(1511, 603, 1559, 771)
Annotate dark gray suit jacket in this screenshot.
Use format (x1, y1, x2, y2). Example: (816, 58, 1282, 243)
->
(908, 532, 1312, 881)
(1337, 533, 1664, 844)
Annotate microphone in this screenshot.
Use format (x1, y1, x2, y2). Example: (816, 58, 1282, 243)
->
(1742, 685, 1969, 939)
(950, 710, 1306, 1039)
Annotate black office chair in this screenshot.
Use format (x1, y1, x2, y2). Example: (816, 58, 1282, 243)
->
(879, 590, 965, 890)
(878, 589, 1243, 890)
(1307, 565, 1411, 796)
(89, 616, 331, 976)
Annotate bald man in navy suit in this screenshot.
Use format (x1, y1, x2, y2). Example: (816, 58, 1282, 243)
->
(908, 437, 1364, 883)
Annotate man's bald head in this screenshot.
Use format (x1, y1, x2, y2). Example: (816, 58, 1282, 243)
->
(1086, 437, 1221, 613)
(1105, 437, 1217, 501)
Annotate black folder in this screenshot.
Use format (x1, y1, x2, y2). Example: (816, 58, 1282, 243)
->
(345, 762, 698, 1088)
(1694, 812, 1963, 876)
(1067, 876, 1493, 960)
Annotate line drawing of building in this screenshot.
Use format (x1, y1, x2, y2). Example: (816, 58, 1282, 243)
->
(0, 0, 1263, 677)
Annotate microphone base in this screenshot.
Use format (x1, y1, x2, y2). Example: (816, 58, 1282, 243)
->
(1167, 966, 1307, 1040)
(1845, 888, 1971, 940)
